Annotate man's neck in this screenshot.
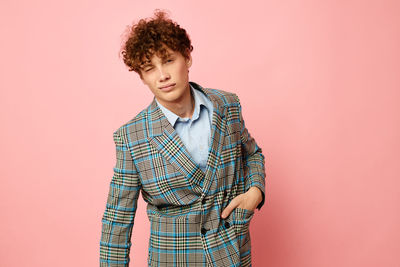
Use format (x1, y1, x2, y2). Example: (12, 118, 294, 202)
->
(158, 84, 195, 118)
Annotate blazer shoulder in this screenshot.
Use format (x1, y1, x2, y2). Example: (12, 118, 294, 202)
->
(112, 107, 148, 143)
(206, 87, 241, 106)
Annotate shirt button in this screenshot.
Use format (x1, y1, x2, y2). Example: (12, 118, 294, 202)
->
(201, 228, 208, 235)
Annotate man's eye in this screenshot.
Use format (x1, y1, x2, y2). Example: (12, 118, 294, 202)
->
(166, 58, 174, 63)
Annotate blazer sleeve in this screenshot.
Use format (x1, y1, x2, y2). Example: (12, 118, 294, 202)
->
(235, 94, 266, 210)
(100, 129, 141, 267)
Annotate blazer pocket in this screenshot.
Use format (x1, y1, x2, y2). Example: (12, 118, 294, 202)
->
(233, 207, 254, 220)
(227, 207, 254, 254)
(230, 207, 254, 236)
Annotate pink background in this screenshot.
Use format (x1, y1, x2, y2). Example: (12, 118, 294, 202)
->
(1, 0, 399, 266)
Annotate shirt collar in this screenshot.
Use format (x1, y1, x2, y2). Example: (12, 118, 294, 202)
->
(156, 83, 209, 127)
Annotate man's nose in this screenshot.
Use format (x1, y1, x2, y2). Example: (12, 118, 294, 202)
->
(158, 67, 170, 82)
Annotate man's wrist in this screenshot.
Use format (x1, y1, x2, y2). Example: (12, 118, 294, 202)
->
(248, 186, 262, 194)
(248, 186, 263, 205)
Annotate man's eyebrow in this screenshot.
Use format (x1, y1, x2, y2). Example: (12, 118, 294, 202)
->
(160, 54, 175, 61)
(140, 61, 153, 68)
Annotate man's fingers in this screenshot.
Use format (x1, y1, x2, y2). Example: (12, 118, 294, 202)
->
(221, 206, 234, 219)
(221, 196, 240, 219)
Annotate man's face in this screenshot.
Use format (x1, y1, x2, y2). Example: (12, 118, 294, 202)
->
(139, 47, 192, 108)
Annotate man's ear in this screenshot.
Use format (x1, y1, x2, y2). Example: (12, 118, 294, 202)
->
(186, 53, 192, 68)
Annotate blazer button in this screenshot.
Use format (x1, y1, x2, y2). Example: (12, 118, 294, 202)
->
(224, 222, 230, 229)
(202, 198, 206, 204)
(201, 228, 208, 235)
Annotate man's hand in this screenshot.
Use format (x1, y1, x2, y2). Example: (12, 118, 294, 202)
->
(221, 186, 263, 219)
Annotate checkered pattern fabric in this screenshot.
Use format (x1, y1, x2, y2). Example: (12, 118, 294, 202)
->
(100, 81, 266, 266)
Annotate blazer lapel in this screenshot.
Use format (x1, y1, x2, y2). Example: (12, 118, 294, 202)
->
(146, 82, 227, 196)
(146, 99, 204, 194)
(191, 82, 227, 195)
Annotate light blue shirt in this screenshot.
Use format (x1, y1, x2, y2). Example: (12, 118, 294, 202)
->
(156, 84, 214, 177)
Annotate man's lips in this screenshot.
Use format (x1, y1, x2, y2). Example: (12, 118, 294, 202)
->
(159, 83, 176, 91)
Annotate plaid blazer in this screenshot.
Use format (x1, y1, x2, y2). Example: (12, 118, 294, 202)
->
(100, 81, 266, 267)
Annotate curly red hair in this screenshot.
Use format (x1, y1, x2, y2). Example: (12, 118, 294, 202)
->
(120, 10, 193, 77)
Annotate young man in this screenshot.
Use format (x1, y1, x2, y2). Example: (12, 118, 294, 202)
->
(100, 10, 266, 267)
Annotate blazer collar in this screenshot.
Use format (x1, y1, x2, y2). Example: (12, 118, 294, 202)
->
(146, 81, 225, 137)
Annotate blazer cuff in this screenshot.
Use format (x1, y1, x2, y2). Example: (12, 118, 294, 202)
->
(246, 181, 265, 211)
